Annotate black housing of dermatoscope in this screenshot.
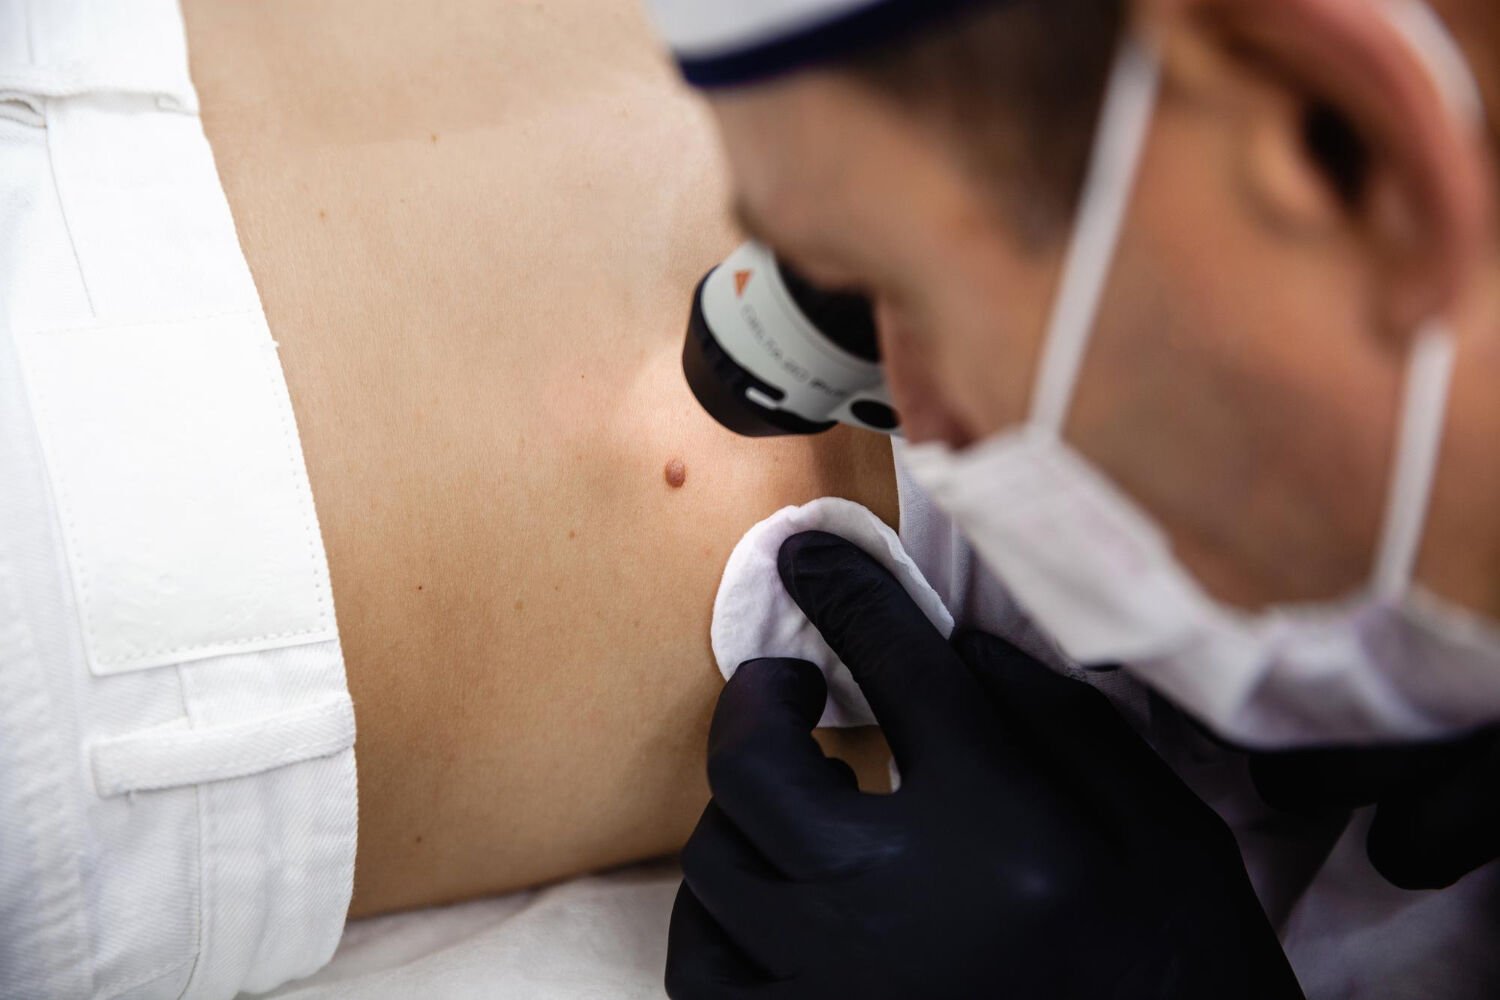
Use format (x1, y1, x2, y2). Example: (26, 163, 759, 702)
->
(681, 241, 902, 438)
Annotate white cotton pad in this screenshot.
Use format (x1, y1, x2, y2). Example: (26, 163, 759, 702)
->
(711, 497, 955, 728)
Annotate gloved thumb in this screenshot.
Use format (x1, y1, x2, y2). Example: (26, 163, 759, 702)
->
(777, 531, 991, 771)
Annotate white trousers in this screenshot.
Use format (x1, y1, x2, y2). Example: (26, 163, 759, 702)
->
(0, 2, 358, 997)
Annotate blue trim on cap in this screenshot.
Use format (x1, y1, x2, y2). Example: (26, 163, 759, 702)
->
(677, 0, 1005, 89)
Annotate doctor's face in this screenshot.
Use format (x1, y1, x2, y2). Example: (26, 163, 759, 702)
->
(706, 5, 1497, 615)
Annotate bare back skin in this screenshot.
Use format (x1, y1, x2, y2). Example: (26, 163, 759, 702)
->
(179, 0, 898, 918)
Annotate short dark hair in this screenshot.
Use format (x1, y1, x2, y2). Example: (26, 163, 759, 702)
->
(840, 0, 1126, 245)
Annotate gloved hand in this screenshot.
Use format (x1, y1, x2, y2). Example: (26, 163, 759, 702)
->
(1251, 726, 1500, 890)
(666, 531, 1304, 1000)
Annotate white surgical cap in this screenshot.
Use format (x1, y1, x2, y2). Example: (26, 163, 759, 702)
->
(643, 0, 1005, 88)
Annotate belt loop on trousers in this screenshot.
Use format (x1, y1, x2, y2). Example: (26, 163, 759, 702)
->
(0, 0, 199, 111)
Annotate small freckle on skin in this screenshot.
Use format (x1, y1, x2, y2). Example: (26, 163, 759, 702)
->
(414, 835, 423, 845)
(568, 529, 576, 540)
(513, 599, 524, 612)
(430, 133, 439, 144)
(665, 458, 687, 489)
(416, 584, 424, 592)
(317, 209, 327, 220)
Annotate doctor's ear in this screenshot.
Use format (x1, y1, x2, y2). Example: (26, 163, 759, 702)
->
(1139, 0, 1492, 335)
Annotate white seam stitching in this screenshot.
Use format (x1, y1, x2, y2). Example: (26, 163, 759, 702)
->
(17, 326, 99, 669)
(97, 956, 194, 1000)
(41, 102, 97, 315)
(19, 320, 334, 671)
(0, 565, 93, 992)
(96, 741, 353, 792)
(182, 761, 211, 999)
(94, 626, 335, 668)
(28, 309, 261, 339)
(257, 330, 334, 630)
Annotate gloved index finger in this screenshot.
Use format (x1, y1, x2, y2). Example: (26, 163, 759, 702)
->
(777, 531, 991, 770)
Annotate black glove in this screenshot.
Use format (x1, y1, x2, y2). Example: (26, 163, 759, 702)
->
(666, 531, 1303, 1000)
(1251, 726, 1500, 890)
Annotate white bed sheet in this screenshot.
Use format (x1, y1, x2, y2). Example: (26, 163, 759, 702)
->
(249, 862, 680, 1000)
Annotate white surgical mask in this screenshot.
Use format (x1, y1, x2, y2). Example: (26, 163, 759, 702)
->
(902, 7, 1500, 748)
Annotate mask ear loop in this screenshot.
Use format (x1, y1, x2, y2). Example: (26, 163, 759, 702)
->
(1371, 325, 1457, 600)
(1380, 0, 1486, 126)
(1369, 1, 1481, 600)
(1028, 38, 1162, 436)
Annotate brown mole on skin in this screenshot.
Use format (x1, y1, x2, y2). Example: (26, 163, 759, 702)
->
(664, 458, 687, 490)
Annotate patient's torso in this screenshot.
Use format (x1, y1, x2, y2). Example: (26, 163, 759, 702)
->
(180, 0, 896, 914)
